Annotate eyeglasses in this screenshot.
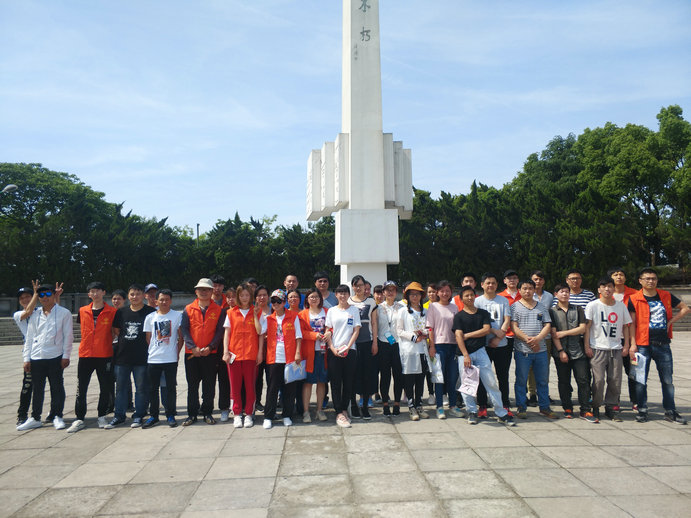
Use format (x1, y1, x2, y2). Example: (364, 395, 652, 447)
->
(38, 291, 52, 298)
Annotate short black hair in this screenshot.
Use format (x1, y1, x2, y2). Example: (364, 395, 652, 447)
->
(530, 270, 546, 279)
(373, 284, 383, 294)
(313, 271, 330, 282)
(86, 281, 106, 291)
(157, 288, 173, 299)
(459, 285, 475, 295)
(128, 283, 145, 293)
(112, 289, 127, 299)
(553, 283, 569, 293)
(519, 279, 536, 289)
(566, 269, 582, 277)
(597, 277, 615, 288)
(638, 267, 657, 278)
(481, 273, 498, 283)
(606, 266, 625, 277)
(210, 274, 226, 285)
(461, 272, 477, 283)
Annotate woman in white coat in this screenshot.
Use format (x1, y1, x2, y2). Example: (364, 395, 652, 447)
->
(396, 282, 430, 421)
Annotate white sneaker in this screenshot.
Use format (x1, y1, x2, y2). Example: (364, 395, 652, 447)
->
(303, 412, 311, 423)
(283, 417, 293, 427)
(67, 419, 85, 433)
(233, 416, 243, 428)
(17, 417, 42, 431)
(220, 410, 230, 422)
(53, 416, 66, 430)
(244, 415, 254, 428)
(263, 418, 273, 429)
(317, 410, 327, 422)
(428, 394, 436, 405)
(97, 416, 108, 429)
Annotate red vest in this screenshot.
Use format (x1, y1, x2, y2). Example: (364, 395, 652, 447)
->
(498, 289, 521, 337)
(298, 308, 328, 373)
(452, 295, 464, 312)
(227, 306, 260, 361)
(79, 303, 117, 358)
(266, 310, 299, 365)
(629, 289, 673, 345)
(185, 299, 222, 351)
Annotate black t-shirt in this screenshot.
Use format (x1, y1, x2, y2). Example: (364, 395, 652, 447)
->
(628, 293, 681, 344)
(452, 308, 491, 354)
(112, 305, 156, 365)
(77, 306, 104, 325)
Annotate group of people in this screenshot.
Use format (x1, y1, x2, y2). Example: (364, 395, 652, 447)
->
(14, 266, 689, 433)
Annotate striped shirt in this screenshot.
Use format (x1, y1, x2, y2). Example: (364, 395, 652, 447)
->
(511, 301, 551, 354)
(552, 289, 596, 309)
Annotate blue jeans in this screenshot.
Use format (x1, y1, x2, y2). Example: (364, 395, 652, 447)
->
(434, 344, 459, 408)
(114, 364, 149, 420)
(635, 343, 676, 412)
(514, 350, 550, 410)
(460, 348, 508, 418)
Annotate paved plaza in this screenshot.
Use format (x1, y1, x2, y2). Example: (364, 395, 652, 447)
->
(1, 335, 690, 518)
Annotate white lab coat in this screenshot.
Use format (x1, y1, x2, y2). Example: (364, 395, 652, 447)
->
(396, 306, 429, 375)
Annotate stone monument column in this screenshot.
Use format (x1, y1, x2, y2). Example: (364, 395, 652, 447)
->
(307, 0, 412, 286)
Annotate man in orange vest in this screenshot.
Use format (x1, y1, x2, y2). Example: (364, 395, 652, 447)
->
(67, 281, 117, 433)
(181, 278, 225, 425)
(629, 268, 689, 425)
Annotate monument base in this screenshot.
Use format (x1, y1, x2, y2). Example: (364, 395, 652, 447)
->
(339, 263, 389, 288)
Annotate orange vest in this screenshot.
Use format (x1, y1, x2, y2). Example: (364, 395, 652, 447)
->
(79, 303, 117, 358)
(266, 310, 299, 365)
(619, 286, 638, 306)
(185, 299, 222, 351)
(453, 295, 464, 312)
(227, 306, 260, 361)
(498, 289, 521, 337)
(629, 289, 673, 345)
(298, 308, 328, 373)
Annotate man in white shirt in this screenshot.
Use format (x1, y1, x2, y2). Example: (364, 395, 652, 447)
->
(18, 284, 73, 431)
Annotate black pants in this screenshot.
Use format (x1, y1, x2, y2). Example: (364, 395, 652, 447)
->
(30, 355, 65, 420)
(403, 354, 428, 408)
(216, 348, 230, 411)
(378, 340, 403, 403)
(17, 370, 33, 422)
(75, 357, 113, 420)
(264, 363, 296, 419)
(328, 349, 357, 413)
(353, 340, 378, 403)
(477, 345, 513, 408)
(148, 363, 178, 418)
(185, 354, 217, 417)
(254, 361, 268, 406)
(554, 355, 591, 412)
(622, 355, 638, 405)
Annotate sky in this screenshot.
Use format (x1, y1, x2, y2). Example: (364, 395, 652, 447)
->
(1, 0, 690, 234)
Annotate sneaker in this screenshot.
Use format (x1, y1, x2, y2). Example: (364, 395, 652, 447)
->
(417, 407, 429, 419)
(263, 418, 273, 429)
(182, 416, 197, 426)
(17, 416, 28, 426)
(255, 402, 264, 412)
(283, 417, 293, 427)
(220, 410, 230, 422)
(539, 408, 559, 420)
(130, 417, 143, 428)
(350, 404, 361, 419)
(504, 408, 514, 417)
(449, 407, 466, 418)
(632, 403, 638, 412)
(498, 414, 516, 427)
(374, 394, 382, 404)
(437, 408, 446, 420)
(579, 411, 599, 424)
(516, 408, 528, 419)
(142, 416, 159, 429)
(233, 416, 244, 428)
(605, 408, 623, 422)
(427, 394, 435, 405)
(317, 410, 327, 422)
(302, 412, 311, 423)
(167, 416, 178, 428)
(665, 411, 687, 425)
(468, 412, 478, 425)
(104, 417, 125, 429)
(203, 415, 216, 425)
(244, 415, 254, 428)
(97, 416, 108, 429)
(383, 405, 391, 416)
(409, 406, 420, 421)
(336, 414, 351, 428)
(635, 411, 649, 423)
(17, 417, 42, 431)
(612, 405, 621, 412)
(53, 416, 66, 430)
(361, 406, 372, 420)
(527, 394, 538, 407)
(563, 409, 574, 419)
(478, 407, 488, 419)
(67, 419, 85, 433)
(392, 404, 401, 416)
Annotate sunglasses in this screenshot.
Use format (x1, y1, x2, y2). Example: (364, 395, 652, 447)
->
(38, 291, 53, 298)
(270, 298, 284, 304)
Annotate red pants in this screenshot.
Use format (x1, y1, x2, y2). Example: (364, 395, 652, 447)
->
(228, 360, 256, 416)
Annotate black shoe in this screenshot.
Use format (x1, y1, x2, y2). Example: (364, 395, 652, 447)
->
(203, 415, 216, 425)
(527, 395, 538, 407)
(182, 416, 197, 426)
(255, 402, 264, 412)
(142, 416, 159, 429)
(635, 411, 649, 423)
(351, 403, 361, 419)
(665, 411, 687, 425)
(383, 404, 391, 416)
(605, 407, 622, 422)
(392, 404, 400, 416)
(361, 405, 371, 420)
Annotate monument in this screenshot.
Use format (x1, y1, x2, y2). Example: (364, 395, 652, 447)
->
(306, 0, 413, 286)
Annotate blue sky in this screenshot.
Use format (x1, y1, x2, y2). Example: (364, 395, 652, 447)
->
(1, 1, 689, 233)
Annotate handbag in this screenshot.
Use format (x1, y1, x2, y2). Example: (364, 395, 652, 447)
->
(284, 360, 307, 383)
(459, 365, 480, 397)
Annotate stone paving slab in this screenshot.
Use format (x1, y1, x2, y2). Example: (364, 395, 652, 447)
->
(1, 332, 691, 517)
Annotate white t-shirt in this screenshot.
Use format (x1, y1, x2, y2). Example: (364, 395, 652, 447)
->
(144, 310, 183, 363)
(475, 294, 510, 348)
(585, 299, 632, 350)
(325, 305, 361, 351)
(273, 314, 302, 363)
